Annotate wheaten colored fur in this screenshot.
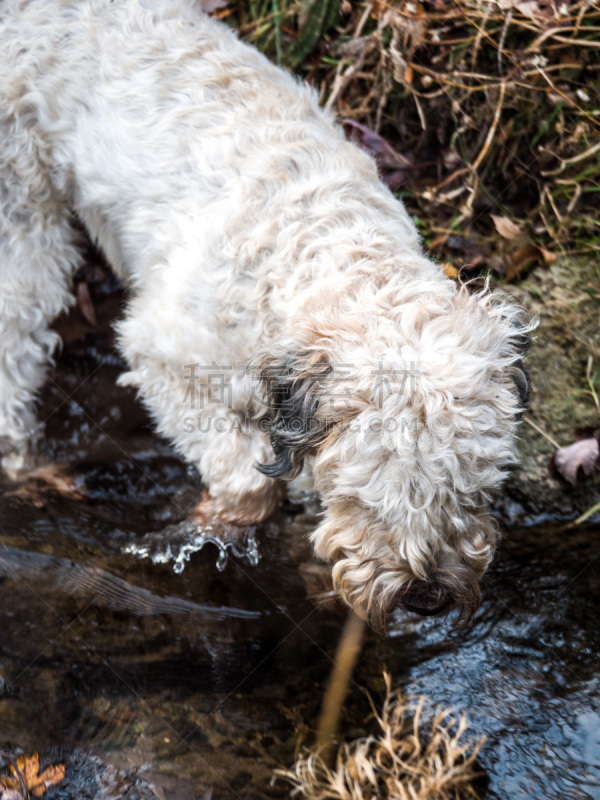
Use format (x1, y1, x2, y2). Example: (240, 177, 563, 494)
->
(0, 0, 530, 627)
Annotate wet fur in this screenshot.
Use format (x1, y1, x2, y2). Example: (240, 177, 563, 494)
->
(257, 289, 531, 626)
(0, 0, 532, 628)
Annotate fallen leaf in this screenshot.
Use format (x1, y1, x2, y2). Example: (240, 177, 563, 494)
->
(371, 0, 390, 17)
(9, 753, 65, 798)
(343, 120, 410, 171)
(0, 753, 66, 799)
(515, 0, 540, 20)
(504, 243, 544, 282)
(441, 262, 459, 279)
(491, 215, 523, 241)
(540, 247, 556, 266)
(553, 438, 599, 485)
(496, 0, 543, 16)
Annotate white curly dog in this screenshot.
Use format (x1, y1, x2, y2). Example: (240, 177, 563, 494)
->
(0, 0, 530, 627)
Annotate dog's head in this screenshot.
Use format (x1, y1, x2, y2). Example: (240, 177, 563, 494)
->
(258, 281, 532, 631)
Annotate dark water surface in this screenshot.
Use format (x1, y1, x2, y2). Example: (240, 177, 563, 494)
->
(0, 295, 598, 800)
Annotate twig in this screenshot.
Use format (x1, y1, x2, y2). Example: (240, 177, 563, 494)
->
(456, 0, 513, 65)
(498, 8, 512, 75)
(527, 25, 575, 51)
(566, 182, 582, 216)
(534, 65, 600, 129)
(472, 80, 507, 172)
(409, 61, 502, 90)
(541, 140, 600, 176)
(354, 0, 373, 39)
(524, 416, 561, 449)
(572, 500, 600, 526)
(471, 1, 492, 70)
(315, 610, 365, 766)
(412, 92, 426, 132)
(0, 750, 28, 799)
(586, 355, 600, 415)
(543, 184, 565, 223)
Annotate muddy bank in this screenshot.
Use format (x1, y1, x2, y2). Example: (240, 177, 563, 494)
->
(500, 257, 600, 524)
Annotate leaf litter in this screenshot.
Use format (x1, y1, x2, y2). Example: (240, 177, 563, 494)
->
(227, 0, 599, 274)
(0, 753, 65, 799)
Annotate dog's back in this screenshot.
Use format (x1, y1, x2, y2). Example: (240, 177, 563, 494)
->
(2, 0, 354, 275)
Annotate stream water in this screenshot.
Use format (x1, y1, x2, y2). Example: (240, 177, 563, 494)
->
(0, 287, 598, 800)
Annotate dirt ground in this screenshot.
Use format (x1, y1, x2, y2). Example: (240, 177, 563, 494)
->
(499, 257, 600, 524)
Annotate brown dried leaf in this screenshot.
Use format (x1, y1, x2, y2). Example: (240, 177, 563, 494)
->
(553, 438, 599, 485)
(491, 215, 523, 241)
(441, 262, 460, 279)
(10, 753, 66, 798)
(496, 0, 543, 17)
(504, 243, 543, 282)
(343, 120, 409, 171)
(540, 247, 557, 266)
(515, 1, 541, 20)
(371, 0, 393, 18)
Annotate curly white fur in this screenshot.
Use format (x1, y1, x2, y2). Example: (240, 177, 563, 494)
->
(0, 0, 531, 627)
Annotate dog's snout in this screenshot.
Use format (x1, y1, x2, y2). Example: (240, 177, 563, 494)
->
(401, 580, 452, 617)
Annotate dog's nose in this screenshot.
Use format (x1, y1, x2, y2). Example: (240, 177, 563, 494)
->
(401, 580, 452, 617)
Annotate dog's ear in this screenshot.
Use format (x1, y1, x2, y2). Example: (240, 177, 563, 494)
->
(256, 349, 331, 479)
(510, 330, 531, 410)
(511, 359, 531, 409)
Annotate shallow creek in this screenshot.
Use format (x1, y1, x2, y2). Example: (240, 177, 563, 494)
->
(0, 290, 598, 800)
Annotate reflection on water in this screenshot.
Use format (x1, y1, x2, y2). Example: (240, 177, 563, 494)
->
(0, 299, 598, 799)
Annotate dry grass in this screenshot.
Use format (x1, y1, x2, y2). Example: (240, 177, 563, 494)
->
(276, 674, 484, 800)
(227, 0, 600, 272)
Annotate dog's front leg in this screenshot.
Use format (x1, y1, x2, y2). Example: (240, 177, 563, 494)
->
(117, 304, 283, 528)
(193, 412, 284, 526)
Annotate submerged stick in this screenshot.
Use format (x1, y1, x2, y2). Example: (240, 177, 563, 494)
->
(315, 610, 366, 765)
(565, 500, 600, 528)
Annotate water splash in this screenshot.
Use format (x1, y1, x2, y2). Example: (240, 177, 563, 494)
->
(123, 520, 260, 573)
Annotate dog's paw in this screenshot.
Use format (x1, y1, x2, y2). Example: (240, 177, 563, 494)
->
(190, 487, 264, 528)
